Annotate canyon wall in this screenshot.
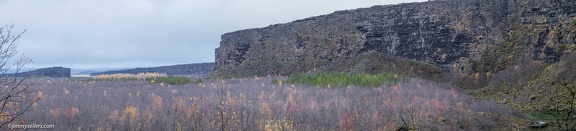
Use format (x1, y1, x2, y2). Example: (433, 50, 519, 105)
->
(214, 0, 576, 77)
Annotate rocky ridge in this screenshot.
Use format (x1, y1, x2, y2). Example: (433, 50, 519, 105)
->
(90, 62, 214, 76)
(4, 67, 71, 77)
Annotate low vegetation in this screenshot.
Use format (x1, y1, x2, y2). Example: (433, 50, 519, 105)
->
(146, 76, 198, 85)
(468, 52, 576, 130)
(70, 73, 197, 85)
(321, 52, 444, 80)
(90, 73, 166, 81)
(285, 72, 408, 87)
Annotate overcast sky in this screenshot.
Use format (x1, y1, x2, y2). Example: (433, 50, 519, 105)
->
(0, 0, 425, 70)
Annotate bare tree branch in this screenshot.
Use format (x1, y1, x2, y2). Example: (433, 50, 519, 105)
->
(0, 24, 35, 128)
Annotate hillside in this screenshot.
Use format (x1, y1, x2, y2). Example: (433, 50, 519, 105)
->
(4, 67, 71, 77)
(214, 0, 576, 79)
(213, 0, 576, 124)
(90, 62, 214, 76)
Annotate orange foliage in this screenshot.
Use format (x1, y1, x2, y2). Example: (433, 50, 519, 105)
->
(152, 93, 163, 112)
(94, 72, 166, 80)
(120, 106, 138, 127)
(260, 102, 272, 116)
(49, 109, 60, 118)
(65, 107, 80, 120)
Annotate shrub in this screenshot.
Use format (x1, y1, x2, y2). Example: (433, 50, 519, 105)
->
(146, 77, 196, 85)
(70, 73, 198, 85)
(95, 73, 166, 81)
(285, 72, 408, 87)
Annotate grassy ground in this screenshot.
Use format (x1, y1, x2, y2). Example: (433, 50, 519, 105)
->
(284, 72, 408, 87)
(146, 76, 200, 85)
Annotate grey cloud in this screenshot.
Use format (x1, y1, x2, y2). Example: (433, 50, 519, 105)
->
(0, 0, 425, 69)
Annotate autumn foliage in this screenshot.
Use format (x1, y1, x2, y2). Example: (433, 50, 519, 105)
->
(19, 77, 523, 130)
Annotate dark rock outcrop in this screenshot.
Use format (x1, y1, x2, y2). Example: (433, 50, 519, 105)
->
(90, 62, 214, 76)
(5, 67, 71, 77)
(214, 0, 576, 77)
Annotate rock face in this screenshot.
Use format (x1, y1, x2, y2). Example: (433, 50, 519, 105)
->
(5, 67, 71, 77)
(214, 0, 576, 77)
(90, 62, 214, 76)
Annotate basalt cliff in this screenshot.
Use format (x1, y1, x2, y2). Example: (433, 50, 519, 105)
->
(214, 0, 576, 78)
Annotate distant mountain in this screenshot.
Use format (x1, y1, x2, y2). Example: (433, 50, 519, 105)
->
(90, 62, 214, 76)
(4, 67, 71, 77)
(76, 71, 101, 74)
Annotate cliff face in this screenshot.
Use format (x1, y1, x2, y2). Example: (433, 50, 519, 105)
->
(29, 67, 71, 77)
(90, 63, 214, 76)
(214, 0, 576, 77)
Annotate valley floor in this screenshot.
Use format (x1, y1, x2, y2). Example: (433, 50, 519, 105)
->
(10, 77, 531, 130)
